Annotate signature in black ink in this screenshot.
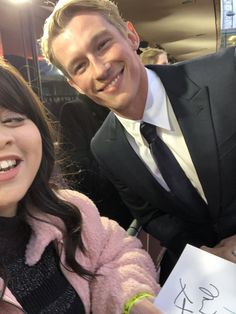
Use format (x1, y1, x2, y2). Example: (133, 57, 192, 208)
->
(223, 307, 236, 314)
(174, 278, 193, 313)
(198, 283, 219, 314)
(173, 278, 236, 314)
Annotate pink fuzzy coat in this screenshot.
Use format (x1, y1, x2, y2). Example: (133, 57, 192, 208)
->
(0, 190, 160, 314)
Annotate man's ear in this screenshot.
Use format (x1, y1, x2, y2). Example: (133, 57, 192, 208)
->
(67, 78, 85, 94)
(126, 21, 140, 51)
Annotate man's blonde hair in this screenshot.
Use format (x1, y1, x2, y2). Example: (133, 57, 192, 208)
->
(140, 48, 167, 65)
(41, 0, 127, 76)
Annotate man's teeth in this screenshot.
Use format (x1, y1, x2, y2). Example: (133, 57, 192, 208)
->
(0, 160, 17, 172)
(107, 74, 120, 89)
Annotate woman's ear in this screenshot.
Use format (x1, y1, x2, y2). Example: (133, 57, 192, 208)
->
(126, 21, 140, 51)
(67, 78, 85, 94)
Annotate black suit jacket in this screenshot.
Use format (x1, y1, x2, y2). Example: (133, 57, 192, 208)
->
(91, 47, 236, 255)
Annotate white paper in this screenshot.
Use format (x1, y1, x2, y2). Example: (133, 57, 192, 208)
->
(154, 244, 236, 314)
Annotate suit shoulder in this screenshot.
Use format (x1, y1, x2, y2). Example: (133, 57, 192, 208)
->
(90, 112, 122, 162)
(170, 47, 236, 86)
(92, 111, 115, 140)
(177, 46, 235, 71)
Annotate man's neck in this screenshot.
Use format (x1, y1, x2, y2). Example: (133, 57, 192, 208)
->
(113, 103, 145, 120)
(113, 66, 148, 120)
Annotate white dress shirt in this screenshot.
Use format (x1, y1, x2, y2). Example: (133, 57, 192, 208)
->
(116, 68, 206, 202)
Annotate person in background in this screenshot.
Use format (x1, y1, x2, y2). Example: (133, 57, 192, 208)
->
(0, 58, 162, 314)
(59, 95, 133, 229)
(140, 48, 169, 65)
(41, 0, 236, 285)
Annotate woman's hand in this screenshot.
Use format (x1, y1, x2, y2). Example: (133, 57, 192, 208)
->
(130, 297, 164, 314)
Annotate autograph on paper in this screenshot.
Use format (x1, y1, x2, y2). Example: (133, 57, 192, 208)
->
(174, 278, 236, 314)
(154, 245, 236, 314)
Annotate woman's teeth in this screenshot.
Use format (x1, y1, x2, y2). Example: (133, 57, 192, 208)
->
(0, 160, 17, 173)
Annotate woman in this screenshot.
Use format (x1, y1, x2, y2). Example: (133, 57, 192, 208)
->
(0, 59, 162, 314)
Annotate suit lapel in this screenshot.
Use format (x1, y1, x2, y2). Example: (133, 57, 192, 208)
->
(149, 65, 221, 218)
(106, 114, 182, 211)
(107, 114, 159, 188)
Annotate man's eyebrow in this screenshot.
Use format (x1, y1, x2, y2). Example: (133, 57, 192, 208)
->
(91, 29, 109, 43)
(67, 29, 109, 75)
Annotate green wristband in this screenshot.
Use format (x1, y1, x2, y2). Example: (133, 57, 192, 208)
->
(123, 292, 154, 314)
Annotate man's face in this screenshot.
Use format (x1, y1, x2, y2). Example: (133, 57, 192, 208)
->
(51, 12, 147, 118)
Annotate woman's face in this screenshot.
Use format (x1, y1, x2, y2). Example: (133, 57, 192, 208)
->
(0, 107, 42, 217)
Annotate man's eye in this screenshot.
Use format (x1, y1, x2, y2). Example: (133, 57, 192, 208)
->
(98, 39, 110, 51)
(74, 63, 86, 74)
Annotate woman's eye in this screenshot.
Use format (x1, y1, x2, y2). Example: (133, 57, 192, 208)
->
(2, 115, 27, 126)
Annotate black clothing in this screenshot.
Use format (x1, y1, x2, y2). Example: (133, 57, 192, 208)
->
(59, 95, 133, 229)
(91, 47, 236, 283)
(0, 216, 85, 314)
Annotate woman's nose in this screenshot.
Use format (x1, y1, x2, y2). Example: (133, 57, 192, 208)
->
(0, 128, 13, 149)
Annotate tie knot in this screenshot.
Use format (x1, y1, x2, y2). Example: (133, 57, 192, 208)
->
(140, 121, 157, 144)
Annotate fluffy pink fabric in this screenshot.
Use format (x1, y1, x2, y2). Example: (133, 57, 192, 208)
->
(2, 190, 160, 314)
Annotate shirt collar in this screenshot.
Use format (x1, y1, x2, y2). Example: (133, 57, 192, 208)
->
(116, 68, 171, 134)
(143, 68, 171, 130)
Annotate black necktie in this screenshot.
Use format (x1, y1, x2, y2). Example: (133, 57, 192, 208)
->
(140, 121, 206, 210)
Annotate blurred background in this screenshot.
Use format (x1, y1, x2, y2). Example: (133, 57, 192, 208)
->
(0, 0, 235, 115)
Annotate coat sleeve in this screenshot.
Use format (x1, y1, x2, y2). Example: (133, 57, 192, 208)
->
(62, 189, 160, 314)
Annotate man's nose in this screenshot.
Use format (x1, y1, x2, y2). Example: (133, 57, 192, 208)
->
(92, 58, 111, 80)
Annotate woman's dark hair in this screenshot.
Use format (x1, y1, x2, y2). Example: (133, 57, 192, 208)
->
(0, 59, 94, 287)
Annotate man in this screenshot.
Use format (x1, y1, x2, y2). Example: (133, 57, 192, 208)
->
(41, 0, 236, 283)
